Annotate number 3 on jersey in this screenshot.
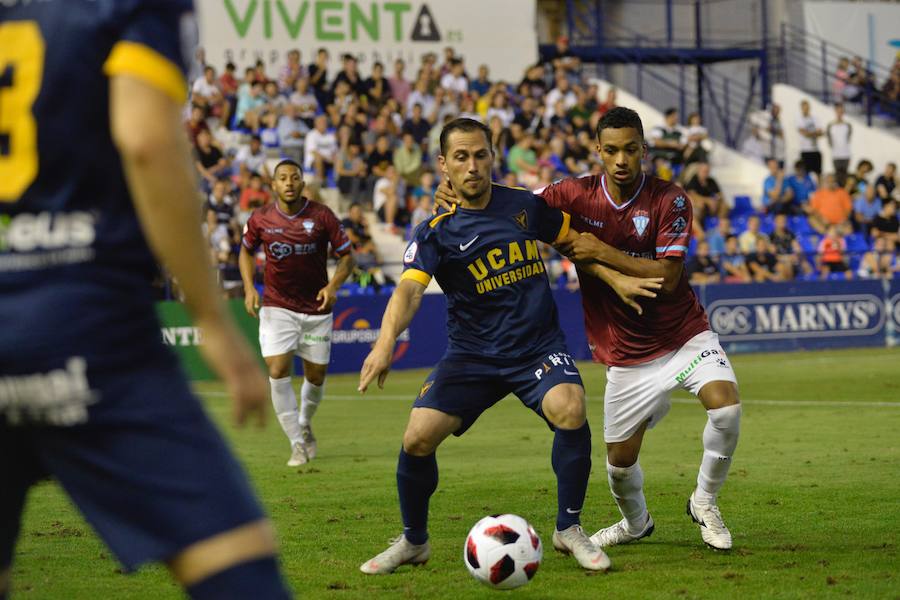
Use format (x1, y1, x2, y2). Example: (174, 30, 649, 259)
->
(0, 21, 44, 203)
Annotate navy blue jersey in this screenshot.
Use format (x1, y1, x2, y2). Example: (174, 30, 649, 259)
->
(401, 184, 571, 362)
(0, 1, 194, 372)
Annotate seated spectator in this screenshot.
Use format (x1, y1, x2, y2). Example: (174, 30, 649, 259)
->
(304, 115, 338, 182)
(816, 225, 852, 279)
(507, 133, 539, 188)
(341, 202, 380, 261)
(234, 134, 269, 179)
(686, 241, 721, 284)
(871, 200, 899, 248)
(367, 134, 395, 183)
(439, 58, 468, 95)
(388, 58, 411, 108)
(844, 159, 874, 200)
(185, 104, 210, 145)
(685, 162, 726, 222)
(234, 80, 265, 130)
(704, 216, 731, 257)
(258, 112, 280, 152)
(648, 108, 685, 172)
(853, 189, 882, 234)
(486, 91, 515, 129)
(278, 49, 305, 94)
(402, 103, 432, 150)
(410, 194, 433, 229)
(596, 86, 617, 117)
(808, 173, 852, 235)
(874, 162, 897, 203)
(859, 236, 898, 279)
(393, 132, 423, 187)
(335, 142, 367, 205)
(373, 165, 407, 231)
(470, 64, 492, 97)
(770, 213, 807, 280)
(205, 179, 238, 252)
(563, 132, 590, 175)
(747, 238, 780, 282)
(277, 103, 308, 165)
(739, 125, 768, 165)
(193, 129, 229, 191)
(192, 66, 224, 114)
(218, 62, 239, 115)
(289, 77, 319, 128)
(720, 235, 752, 283)
(362, 61, 389, 112)
(785, 160, 817, 205)
(237, 173, 270, 224)
(762, 158, 796, 215)
(738, 214, 769, 254)
(681, 112, 711, 173)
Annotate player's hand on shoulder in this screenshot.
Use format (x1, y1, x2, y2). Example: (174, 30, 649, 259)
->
(358, 342, 393, 393)
(434, 180, 461, 213)
(610, 274, 664, 316)
(244, 288, 260, 318)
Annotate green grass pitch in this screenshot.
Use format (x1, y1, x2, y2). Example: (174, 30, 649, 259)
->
(10, 347, 900, 599)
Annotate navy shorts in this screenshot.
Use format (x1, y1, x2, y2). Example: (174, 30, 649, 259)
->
(0, 356, 264, 571)
(413, 349, 584, 435)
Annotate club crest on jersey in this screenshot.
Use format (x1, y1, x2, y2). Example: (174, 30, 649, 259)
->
(513, 209, 528, 230)
(302, 219, 315, 234)
(672, 216, 687, 233)
(269, 241, 293, 260)
(632, 213, 650, 238)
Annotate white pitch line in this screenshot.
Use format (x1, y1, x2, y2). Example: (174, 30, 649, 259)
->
(196, 391, 900, 408)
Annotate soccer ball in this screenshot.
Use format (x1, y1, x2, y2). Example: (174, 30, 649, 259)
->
(464, 514, 542, 589)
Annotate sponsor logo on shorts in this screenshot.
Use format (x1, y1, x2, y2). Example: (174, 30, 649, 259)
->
(534, 352, 575, 380)
(418, 381, 434, 399)
(303, 333, 330, 343)
(675, 348, 723, 383)
(0, 357, 97, 426)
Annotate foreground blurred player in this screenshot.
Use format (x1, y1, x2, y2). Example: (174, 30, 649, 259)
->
(437, 107, 741, 551)
(357, 118, 662, 575)
(239, 160, 355, 466)
(0, 3, 290, 598)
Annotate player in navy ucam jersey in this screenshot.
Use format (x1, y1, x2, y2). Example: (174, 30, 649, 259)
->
(0, 2, 290, 598)
(356, 118, 663, 576)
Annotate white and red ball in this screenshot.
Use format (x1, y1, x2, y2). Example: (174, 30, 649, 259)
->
(464, 514, 542, 590)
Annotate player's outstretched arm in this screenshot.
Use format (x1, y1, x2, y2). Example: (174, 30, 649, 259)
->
(559, 232, 684, 294)
(317, 252, 356, 311)
(111, 76, 268, 427)
(358, 279, 426, 392)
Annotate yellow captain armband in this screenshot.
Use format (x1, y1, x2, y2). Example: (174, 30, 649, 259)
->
(553, 212, 572, 244)
(401, 269, 431, 287)
(103, 41, 187, 104)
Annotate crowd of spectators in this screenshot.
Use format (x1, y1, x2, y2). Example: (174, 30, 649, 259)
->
(184, 42, 898, 297)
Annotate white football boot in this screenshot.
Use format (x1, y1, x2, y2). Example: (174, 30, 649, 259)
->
(551, 524, 611, 571)
(286, 441, 308, 467)
(590, 514, 655, 548)
(300, 423, 317, 460)
(360, 535, 431, 574)
(687, 492, 733, 550)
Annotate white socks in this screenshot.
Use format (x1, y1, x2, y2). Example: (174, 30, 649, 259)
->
(606, 460, 649, 533)
(299, 379, 323, 427)
(270, 376, 302, 446)
(695, 404, 742, 505)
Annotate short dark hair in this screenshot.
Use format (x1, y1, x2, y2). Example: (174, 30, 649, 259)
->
(664, 107, 678, 117)
(250, 134, 262, 143)
(439, 118, 492, 155)
(596, 107, 644, 141)
(794, 159, 805, 169)
(349, 201, 362, 211)
(274, 159, 302, 175)
(858, 159, 873, 170)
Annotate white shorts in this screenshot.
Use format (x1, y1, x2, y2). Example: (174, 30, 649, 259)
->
(258, 307, 332, 365)
(603, 330, 738, 443)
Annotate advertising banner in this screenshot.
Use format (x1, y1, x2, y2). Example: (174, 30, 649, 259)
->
(198, 0, 538, 82)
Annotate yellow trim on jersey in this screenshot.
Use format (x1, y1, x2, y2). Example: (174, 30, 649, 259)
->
(401, 269, 432, 287)
(429, 202, 457, 228)
(553, 211, 571, 244)
(103, 41, 187, 104)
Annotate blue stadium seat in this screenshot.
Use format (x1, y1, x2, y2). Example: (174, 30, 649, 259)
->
(845, 233, 870, 253)
(798, 234, 819, 254)
(760, 214, 775, 235)
(730, 195, 754, 218)
(848, 254, 862, 272)
(704, 216, 719, 231)
(687, 237, 697, 256)
(731, 216, 748, 234)
(827, 271, 847, 281)
(790, 215, 812, 235)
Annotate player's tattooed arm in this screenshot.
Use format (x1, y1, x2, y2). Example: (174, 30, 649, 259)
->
(559, 233, 684, 294)
(318, 253, 356, 311)
(359, 279, 426, 392)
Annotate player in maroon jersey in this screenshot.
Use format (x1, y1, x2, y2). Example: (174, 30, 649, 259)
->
(435, 108, 741, 551)
(239, 160, 355, 467)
